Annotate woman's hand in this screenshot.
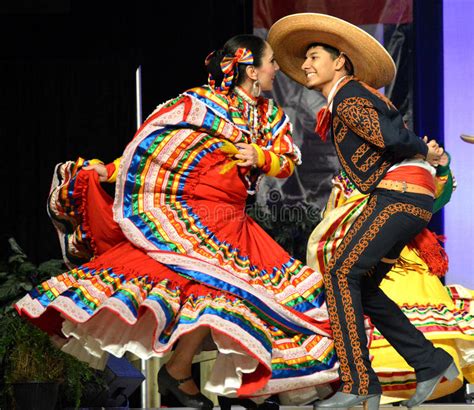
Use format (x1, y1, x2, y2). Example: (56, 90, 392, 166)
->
(235, 143, 258, 167)
(83, 163, 108, 182)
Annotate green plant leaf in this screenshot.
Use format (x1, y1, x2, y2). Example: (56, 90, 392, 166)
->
(17, 261, 37, 275)
(38, 259, 65, 277)
(20, 282, 33, 292)
(8, 254, 27, 266)
(0, 281, 21, 303)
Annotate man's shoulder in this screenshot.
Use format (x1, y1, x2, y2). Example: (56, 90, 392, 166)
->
(335, 80, 373, 102)
(334, 80, 388, 112)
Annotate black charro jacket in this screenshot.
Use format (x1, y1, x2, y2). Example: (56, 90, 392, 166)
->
(331, 80, 428, 194)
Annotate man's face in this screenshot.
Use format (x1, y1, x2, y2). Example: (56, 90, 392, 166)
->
(301, 46, 339, 91)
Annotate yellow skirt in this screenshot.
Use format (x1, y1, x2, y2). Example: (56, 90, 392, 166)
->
(307, 182, 474, 403)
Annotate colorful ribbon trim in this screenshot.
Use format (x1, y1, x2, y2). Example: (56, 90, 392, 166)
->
(207, 47, 254, 95)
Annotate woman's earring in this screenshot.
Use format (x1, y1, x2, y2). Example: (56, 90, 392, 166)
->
(251, 80, 261, 97)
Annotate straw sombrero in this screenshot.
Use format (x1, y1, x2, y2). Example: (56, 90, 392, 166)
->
(461, 134, 474, 144)
(267, 13, 396, 89)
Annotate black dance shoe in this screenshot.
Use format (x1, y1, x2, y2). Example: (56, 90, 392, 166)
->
(158, 365, 214, 409)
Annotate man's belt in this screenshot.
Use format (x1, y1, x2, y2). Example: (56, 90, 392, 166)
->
(377, 179, 434, 197)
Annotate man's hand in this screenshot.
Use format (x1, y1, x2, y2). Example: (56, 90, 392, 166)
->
(235, 143, 258, 167)
(83, 163, 108, 181)
(438, 152, 449, 167)
(423, 136, 444, 166)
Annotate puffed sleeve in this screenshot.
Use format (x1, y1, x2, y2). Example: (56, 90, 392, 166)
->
(433, 153, 455, 213)
(105, 157, 122, 183)
(252, 100, 301, 178)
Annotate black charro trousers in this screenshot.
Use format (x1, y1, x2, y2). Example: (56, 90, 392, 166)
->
(324, 188, 453, 396)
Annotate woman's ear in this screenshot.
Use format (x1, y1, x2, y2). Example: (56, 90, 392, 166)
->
(245, 65, 258, 81)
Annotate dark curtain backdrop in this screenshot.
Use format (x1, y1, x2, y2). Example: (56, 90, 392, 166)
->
(0, 0, 252, 263)
(414, 0, 444, 236)
(0, 0, 444, 265)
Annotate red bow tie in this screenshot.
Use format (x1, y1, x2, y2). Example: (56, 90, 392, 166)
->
(315, 106, 331, 142)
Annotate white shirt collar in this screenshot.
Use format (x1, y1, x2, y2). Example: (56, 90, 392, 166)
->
(328, 75, 349, 113)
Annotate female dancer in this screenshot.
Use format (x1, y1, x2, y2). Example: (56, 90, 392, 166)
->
(15, 35, 337, 408)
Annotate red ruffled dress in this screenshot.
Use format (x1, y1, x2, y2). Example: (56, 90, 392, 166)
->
(15, 86, 338, 402)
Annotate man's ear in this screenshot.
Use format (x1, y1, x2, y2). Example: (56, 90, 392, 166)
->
(335, 54, 346, 71)
(245, 65, 258, 81)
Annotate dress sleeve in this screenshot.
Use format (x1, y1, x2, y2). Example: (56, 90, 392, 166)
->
(336, 96, 428, 159)
(432, 153, 455, 213)
(252, 102, 301, 178)
(105, 157, 122, 183)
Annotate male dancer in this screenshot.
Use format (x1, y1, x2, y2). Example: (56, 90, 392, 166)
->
(269, 13, 458, 409)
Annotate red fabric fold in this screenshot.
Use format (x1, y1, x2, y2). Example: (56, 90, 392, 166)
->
(315, 106, 331, 142)
(384, 165, 436, 194)
(105, 162, 116, 179)
(74, 170, 126, 255)
(408, 228, 449, 277)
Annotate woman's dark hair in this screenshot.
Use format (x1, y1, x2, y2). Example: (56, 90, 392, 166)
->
(206, 34, 267, 88)
(306, 42, 354, 75)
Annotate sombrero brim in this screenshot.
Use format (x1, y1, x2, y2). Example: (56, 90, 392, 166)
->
(267, 13, 396, 89)
(460, 134, 474, 144)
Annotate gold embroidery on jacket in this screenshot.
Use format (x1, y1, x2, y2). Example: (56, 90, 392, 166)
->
(333, 116, 347, 143)
(350, 144, 383, 172)
(337, 97, 385, 148)
(334, 137, 391, 192)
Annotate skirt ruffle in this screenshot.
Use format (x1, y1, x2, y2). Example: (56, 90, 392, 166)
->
(16, 160, 338, 402)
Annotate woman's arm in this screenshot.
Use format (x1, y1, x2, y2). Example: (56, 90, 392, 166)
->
(247, 103, 301, 178)
(83, 157, 121, 182)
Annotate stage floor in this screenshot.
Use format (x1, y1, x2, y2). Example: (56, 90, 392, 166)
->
(130, 406, 474, 409)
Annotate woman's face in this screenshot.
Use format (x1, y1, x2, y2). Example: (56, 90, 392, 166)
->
(255, 42, 279, 91)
